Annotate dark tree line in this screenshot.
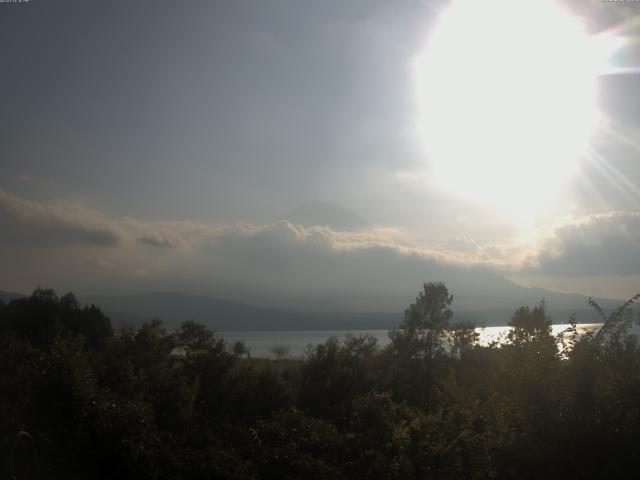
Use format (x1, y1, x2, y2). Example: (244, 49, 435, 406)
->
(1, 284, 640, 479)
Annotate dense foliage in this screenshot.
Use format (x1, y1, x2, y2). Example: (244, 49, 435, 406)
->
(1, 284, 640, 479)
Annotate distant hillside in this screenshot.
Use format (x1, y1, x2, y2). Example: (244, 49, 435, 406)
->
(3, 284, 630, 331)
(281, 202, 369, 231)
(81, 290, 628, 332)
(82, 292, 401, 331)
(234, 259, 625, 326)
(0, 290, 25, 303)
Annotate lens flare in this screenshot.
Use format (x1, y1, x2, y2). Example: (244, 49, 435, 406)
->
(416, 0, 602, 220)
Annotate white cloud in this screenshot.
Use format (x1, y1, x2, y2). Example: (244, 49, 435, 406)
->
(0, 190, 122, 247)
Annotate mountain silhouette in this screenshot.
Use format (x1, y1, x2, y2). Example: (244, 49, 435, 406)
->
(79, 287, 623, 332)
(2, 280, 626, 331)
(0, 290, 25, 303)
(80, 292, 403, 331)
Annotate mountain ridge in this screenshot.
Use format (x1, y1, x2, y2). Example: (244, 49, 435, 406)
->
(1, 286, 628, 331)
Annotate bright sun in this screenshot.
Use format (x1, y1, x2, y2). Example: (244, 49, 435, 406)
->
(416, 0, 601, 219)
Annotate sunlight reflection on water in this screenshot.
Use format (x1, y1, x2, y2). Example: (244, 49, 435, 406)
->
(221, 323, 612, 359)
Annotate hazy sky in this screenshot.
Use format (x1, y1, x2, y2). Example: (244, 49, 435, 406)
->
(1, 0, 639, 306)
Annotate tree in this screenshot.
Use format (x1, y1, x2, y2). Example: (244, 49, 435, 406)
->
(389, 282, 453, 360)
(507, 300, 552, 347)
(450, 321, 478, 358)
(176, 320, 223, 357)
(269, 345, 291, 361)
(591, 293, 640, 347)
(232, 340, 251, 359)
(386, 282, 453, 406)
(299, 336, 378, 422)
(0, 288, 112, 349)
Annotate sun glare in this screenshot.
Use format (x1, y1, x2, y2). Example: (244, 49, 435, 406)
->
(416, 0, 602, 220)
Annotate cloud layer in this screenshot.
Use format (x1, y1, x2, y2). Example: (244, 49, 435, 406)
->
(0, 190, 121, 247)
(1, 190, 638, 306)
(526, 212, 640, 276)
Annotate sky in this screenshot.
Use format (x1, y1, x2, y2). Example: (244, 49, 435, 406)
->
(1, 0, 639, 309)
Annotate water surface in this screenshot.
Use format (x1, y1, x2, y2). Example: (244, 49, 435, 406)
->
(220, 323, 606, 358)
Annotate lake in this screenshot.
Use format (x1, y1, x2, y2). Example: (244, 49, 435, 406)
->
(220, 323, 606, 358)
